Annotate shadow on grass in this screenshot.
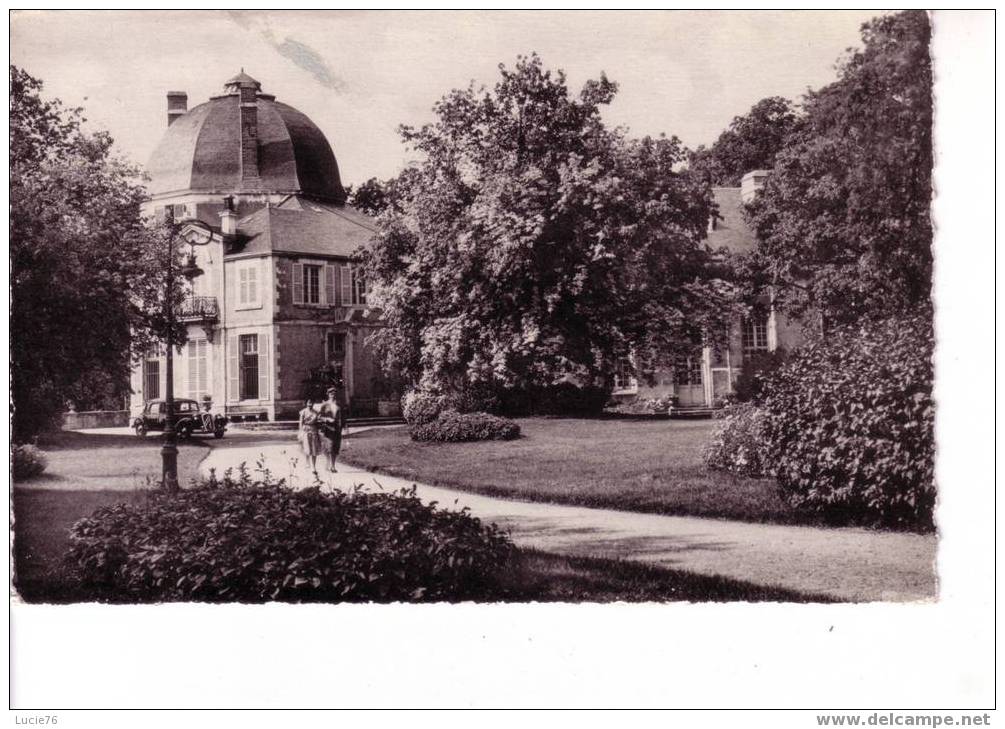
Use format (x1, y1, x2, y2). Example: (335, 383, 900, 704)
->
(492, 550, 838, 603)
(12, 487, 153, 604)
(36, 429, 223, 451)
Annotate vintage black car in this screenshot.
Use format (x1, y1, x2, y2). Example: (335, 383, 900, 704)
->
(133, 399, 227, 439)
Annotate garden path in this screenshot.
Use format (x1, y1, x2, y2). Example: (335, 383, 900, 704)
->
(202, 439, 938, 603)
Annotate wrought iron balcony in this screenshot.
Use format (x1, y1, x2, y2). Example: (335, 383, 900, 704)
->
(177, 296, 219, 322)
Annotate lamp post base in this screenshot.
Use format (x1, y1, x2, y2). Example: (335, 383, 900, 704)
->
(161, 436, 179, 491)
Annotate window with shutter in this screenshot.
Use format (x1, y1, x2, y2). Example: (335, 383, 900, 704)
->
(325, 264, 337, 305)
(340, 265, 351, 306)
(238, 267, 249, 304)
(235, 261, 262, 309)
(187, 343, 197, 399)
(258, 333, 270, 401)
(292, 262, 304, 304)
(187, 339, 209, 400)
(247, 265, 258, 305)
(227, 335, 239, 402)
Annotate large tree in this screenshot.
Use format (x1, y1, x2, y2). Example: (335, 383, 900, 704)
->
(361, 55, 731, 400)
(10, 66, 174, 439)
(689, 96, 798, 187)
(743, 11, 933, 325)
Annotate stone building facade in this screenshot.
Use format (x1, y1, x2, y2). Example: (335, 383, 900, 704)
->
(129, 71, 390, 421)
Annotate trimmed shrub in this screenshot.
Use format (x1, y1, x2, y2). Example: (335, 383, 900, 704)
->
(410, 410, 521, 442)
(12, 444, 47, 481)
(63, 469, 515, 602)
(759, 313, 935, 529)
(703, 403, 768, 477)
(401, 391, 446, 425)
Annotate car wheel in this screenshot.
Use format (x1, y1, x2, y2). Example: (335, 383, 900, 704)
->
(214, 429, 225, 439)
(177, 424, 192, 441)
(134, 423, 147, 438)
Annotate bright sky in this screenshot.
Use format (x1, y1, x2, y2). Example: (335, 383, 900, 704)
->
(10, 10, 886, 185)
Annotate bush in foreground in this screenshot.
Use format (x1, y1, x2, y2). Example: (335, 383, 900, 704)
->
(410, 410, 521, 443)
(760, 313, 935, 529)
(12, 444, 48, 481)
(702, 403, 768, 478)
(63, 468, 515, 602)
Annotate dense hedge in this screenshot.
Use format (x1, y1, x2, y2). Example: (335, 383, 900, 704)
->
(759, 313, 936, 529)
(410, 410, 521, 443)
(496, 383, 610, 416)
(12, 444, 48, 481)
(63, 470, 515, 602)
(702, 403, 768, 477)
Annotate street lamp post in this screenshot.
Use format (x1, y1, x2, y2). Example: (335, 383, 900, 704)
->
(161, 218, 213, 492)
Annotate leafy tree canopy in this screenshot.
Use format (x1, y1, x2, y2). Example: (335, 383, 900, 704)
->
(361, 55, 732, 398)
(743, 11, 933, 325)
(346, 177, 391, 216)
(10, 65, 180, 438)
(689, 96, 798, 187)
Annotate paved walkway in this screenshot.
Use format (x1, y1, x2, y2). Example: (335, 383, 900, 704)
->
(202, 441, 938, 603)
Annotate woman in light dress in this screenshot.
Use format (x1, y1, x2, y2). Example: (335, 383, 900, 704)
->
(298, 399, 322, 474)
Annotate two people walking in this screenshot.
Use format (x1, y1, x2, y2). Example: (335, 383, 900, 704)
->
(298, 387, 344, 475)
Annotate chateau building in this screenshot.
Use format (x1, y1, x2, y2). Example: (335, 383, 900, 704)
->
(129, 71, 389, 421)
(130, 71, 803, 418)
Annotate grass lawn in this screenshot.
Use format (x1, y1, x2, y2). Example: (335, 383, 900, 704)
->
(341, 417, 802, 525)
(12, 431, 210, 602)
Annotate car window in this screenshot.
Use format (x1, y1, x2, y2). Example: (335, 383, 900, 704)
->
(178, 402, 196, 413)
(149, 403, 161, 415)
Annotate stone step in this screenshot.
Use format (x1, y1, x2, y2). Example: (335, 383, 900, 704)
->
(668, 406, 721, 419)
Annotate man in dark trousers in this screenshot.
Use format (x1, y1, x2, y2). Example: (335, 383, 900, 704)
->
(318, 386, 344, 472)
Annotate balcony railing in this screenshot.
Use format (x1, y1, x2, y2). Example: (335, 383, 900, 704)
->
(178, 296, 219, 321)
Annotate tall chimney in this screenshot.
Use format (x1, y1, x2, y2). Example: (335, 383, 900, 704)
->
(167, 91, 187, 126)
(239, 85, 259, 180)
(219, 196, 237, 235)
(740, 170, 770, 203)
